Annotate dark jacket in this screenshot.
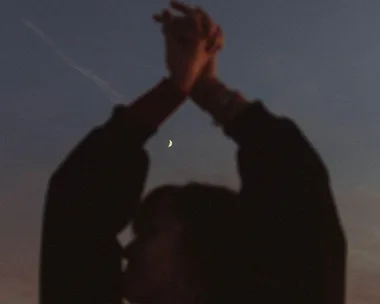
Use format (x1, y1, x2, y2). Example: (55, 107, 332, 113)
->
(39, 101, 346, 304)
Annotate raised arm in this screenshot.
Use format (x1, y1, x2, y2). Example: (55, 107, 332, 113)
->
(39, 78, 190, 304)
(192, 76, 347, 304)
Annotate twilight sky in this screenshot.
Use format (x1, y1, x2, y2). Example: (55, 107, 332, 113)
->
(1, 0, 380, 303)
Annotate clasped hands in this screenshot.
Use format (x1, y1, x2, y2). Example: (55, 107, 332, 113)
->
(153, 0, 224, 94)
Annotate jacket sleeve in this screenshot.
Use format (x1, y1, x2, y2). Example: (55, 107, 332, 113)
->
(39, 106, 156, 304)
(223, 101, 347, 304)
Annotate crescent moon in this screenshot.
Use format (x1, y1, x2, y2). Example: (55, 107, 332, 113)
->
(168, 140, 173, 148)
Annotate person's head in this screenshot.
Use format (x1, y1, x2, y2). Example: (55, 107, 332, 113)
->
(122, 182, 248, 304)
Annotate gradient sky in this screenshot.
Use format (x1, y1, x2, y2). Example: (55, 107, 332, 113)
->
(1, 0, 380, 303)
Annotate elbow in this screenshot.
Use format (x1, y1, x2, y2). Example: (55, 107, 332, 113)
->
(47, 168, 63, 194)
(281, 118, 331, 184)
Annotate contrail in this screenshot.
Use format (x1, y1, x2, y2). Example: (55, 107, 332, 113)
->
(21, 19, 124, 104)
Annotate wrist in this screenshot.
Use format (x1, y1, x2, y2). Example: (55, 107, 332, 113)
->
(168, 74, 197, 96)
(192, 75, 219, 94)
(190, 76, 224, 110)
(127, 78, 189, 130)
(190, 77, 250, 126)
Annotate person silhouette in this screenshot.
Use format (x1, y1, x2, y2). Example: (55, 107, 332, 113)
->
(39, 1, 346, 304)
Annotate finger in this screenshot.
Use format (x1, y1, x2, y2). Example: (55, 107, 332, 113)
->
(170, 0, 195, 16)
(153, 14, 163, 22)
(192, 12, 204, 36)
(213, 26, 224, 47)
(194, 6, 215, 36)
(153, 10, 168, 24)
(162, 9, 173, 23)
(170, 14, 203, 38)
(209, 41, 222, 54)
(207, 26, 224, 53)
(207, 39, 219, 54)
(170, 1, 203, 35)
(171, 17, 196, 40)
(161, 9, 175, 34)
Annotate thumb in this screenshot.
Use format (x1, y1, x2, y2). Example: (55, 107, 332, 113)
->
(161, 9, 174, 35)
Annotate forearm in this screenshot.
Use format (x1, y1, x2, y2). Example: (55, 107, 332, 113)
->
(125, 77, 189, 131)
(191, 77, 250, 126)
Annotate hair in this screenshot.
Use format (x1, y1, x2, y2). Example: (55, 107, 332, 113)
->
(138, 182, 251, 304)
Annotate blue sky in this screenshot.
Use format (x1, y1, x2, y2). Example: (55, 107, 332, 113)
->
(1, 0, 379, 303)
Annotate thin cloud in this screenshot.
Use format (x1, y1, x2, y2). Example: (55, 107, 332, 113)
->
(21, 19, 124, 104)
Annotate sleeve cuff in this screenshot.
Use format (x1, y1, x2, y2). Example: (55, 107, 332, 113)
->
(223, 99, 276, 145)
